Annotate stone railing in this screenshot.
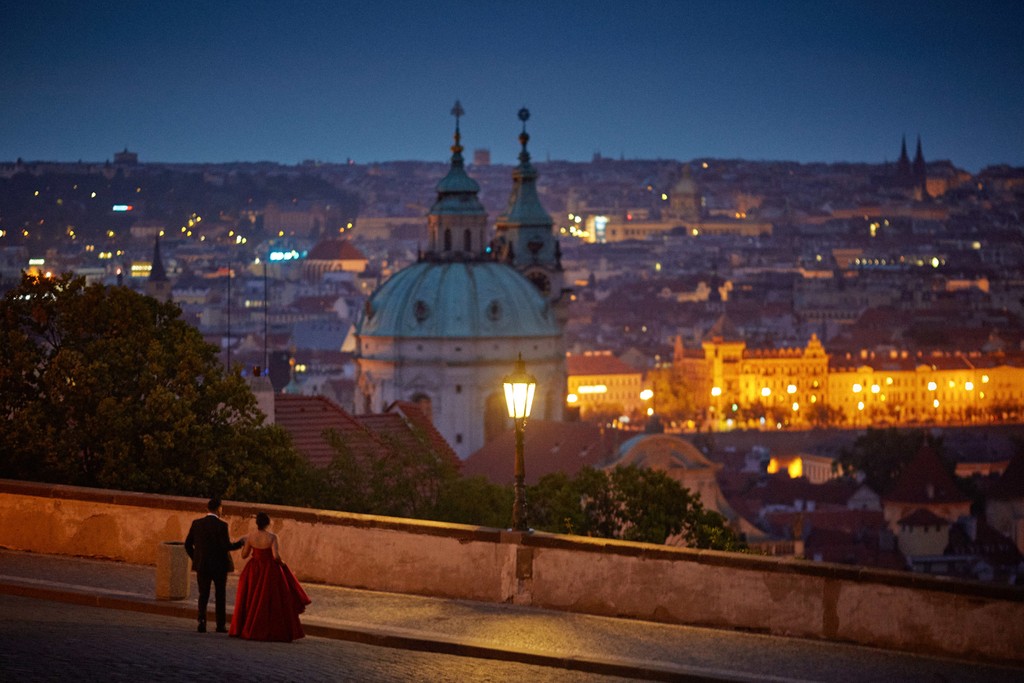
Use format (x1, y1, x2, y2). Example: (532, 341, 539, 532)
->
(0, 479, 1021, 664)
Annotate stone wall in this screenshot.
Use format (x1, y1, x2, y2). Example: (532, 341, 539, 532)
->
(0, 479, 1021, 663)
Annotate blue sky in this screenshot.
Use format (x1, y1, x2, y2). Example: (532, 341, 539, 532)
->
(2, 1, 1022, 171)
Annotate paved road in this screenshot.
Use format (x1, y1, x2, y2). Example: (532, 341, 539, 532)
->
(1, 550, 1022, 682)
(0, 594, 636, 683)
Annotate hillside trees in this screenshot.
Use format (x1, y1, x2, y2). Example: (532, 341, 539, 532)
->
(528, 464, 747, 550)
(0, 273, 309, 502)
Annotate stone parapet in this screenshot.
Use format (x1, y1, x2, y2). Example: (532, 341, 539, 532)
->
(0, 478, 1020, 663)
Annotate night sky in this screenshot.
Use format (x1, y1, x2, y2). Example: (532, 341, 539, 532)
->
(2, 1, 1022, 172)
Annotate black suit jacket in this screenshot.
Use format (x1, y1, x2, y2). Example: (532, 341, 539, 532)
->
(184, 514, 243, 576)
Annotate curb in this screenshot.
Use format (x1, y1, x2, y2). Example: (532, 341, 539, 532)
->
(0, 578, 795, 683)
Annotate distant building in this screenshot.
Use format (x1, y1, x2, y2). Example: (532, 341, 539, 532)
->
(673, 313, 1024, 430)
(302, 239, 368, 282)
(355, 104, 566, 459)
(472, 148, 490, 166)
(114, 147, 138, 165)
(566, 350, 644, 421)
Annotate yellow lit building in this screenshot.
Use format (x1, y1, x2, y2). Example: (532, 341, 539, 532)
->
(673, 315, 1024, 430)
(566, 351, 645, 422)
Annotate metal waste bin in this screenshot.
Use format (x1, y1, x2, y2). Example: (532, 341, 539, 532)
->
(155, 541, 191, 600)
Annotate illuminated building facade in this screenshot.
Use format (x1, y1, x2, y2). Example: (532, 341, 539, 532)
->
(674, 316, 1024, 430)
(566, 351, 645, 422)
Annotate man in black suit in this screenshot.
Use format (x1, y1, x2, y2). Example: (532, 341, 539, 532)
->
(184, 497, 243, 633)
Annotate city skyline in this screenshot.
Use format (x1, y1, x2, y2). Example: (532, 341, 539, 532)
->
(2, 1, 1023, 172)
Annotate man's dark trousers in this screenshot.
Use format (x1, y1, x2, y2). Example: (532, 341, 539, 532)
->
(196, 570, 229, 630)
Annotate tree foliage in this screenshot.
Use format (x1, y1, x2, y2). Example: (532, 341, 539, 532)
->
(837, 427, 942, 494)
(321, 424, 462, 519)
(528, 464, 747, 550)
(0, 273, 307, 503)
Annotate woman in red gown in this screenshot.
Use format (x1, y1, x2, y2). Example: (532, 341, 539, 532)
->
(229, 512, 311, 641)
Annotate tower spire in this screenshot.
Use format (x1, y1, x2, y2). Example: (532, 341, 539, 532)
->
(451, 99, 465, 156)
(426, 100, 486, 259)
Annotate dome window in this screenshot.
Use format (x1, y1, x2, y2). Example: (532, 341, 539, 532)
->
(414, 300, 431, 322)
(487, 300, 502, 322)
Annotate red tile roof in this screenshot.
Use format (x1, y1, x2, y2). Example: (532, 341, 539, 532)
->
(274, 394, 377, 468)
(566, 351, 640, 376)
(308, 239, 367, 262)
(462, 420, 625, 485)
(897, 508, 949, 527)
(883, 444, 970, 505)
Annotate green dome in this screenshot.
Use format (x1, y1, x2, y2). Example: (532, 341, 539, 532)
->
(357, 261, 559, 339)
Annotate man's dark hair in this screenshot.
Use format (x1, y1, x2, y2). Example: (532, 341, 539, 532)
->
(207, 497, 222, 512)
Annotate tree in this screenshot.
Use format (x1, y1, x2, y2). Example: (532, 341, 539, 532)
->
(836, 427, 941, 494)
(321, 423, 461, 519)
(528, 465, 746, 550)
(648, 367, 700, 423)
(0, 273, 306, 503)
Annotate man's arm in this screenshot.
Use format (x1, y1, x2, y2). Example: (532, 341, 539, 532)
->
(184, 522, 196, 559)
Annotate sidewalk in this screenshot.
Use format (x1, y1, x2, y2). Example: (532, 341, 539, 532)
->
(0, 548, 1020, 682)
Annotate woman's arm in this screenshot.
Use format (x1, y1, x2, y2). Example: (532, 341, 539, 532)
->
(240, 534, 252, 559)
(271, 533, 281, 562)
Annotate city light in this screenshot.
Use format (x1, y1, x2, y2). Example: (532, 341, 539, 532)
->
(711, 386, 722, 397)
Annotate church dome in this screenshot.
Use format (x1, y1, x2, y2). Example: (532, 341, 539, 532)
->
(358, 260, 559, 339)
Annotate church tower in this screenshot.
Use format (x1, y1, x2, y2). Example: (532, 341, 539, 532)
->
(426, 100, 490, 259)
(494, 109, 566, 318)
(145, 235, 172, 301)
(669, 163, 701, 223)
(912, 136, 929, 200)
(355, 103, 565, 459)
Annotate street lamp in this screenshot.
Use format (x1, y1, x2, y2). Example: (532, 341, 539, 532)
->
(503, 354, 537, 532)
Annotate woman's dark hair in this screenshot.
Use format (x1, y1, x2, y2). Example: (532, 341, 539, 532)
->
(256, 512, 270, 530)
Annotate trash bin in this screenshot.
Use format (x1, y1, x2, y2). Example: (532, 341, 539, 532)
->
(155, 541, 191, 600)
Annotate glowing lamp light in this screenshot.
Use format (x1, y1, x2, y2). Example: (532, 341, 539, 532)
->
(504, 355, 537, 533)
(711, 386, 722, 397)
(965, 382, 974, 391)
(927, 382, 937, 391)
(503, 356, 536, 421)
(761, 387, 771, 397)
(871, 384, 880, 394)
(639, 389, 654, 401)
(787, 384, 797, 394)
(566, 393, 578, 404)
(852, 383, 863, 393)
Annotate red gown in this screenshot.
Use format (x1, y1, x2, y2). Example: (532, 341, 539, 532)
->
(229, 547, 311, 641)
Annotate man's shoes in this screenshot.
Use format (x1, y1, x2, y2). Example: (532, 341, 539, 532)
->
(216, 626, 228, 633)
(197, 621, 206, 633)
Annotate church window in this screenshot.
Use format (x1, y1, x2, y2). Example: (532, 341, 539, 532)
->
(414, 300, 430, 322)
(487, 300, 502, 321)
(444, 229, 452, 251)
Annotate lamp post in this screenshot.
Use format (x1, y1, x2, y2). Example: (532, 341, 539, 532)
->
(503, 354, 537, 532)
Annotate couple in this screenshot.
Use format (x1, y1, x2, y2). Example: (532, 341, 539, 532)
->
(184, 497, 311, 641)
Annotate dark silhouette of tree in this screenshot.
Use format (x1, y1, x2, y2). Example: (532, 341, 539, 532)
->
(528, 465, 747, 550)
(0, 273, 308, 503)
(837, 427, 943, 494)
